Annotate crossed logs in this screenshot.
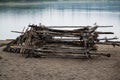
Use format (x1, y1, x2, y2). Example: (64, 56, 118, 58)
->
(3, 24, 120, 58)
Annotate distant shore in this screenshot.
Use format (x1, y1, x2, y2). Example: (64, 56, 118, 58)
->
(0, 0, 119, 6)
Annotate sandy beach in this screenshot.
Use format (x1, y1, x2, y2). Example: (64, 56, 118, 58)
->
(0, 40, 120, 80)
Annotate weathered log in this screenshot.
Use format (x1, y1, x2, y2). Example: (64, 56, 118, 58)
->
(95, 32, 114, 34)
(98, 37, 118, 40)
(33, 50, 110, 58)
(96, 42, 120, 46)
(95, 25, 113, 27)
(29, 24, 113, 28)
(11, 31, 24, 34)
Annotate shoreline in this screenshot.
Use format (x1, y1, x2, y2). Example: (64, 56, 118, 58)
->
(0, 0, 119, 6)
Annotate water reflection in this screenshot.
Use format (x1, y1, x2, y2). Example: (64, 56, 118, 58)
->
(0, 1, 120, 40)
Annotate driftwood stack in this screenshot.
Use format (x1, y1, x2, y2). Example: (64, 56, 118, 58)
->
(3, 24, 120, 58)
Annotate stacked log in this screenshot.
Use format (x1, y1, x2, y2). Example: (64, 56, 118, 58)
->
(3, 24, 120, 58)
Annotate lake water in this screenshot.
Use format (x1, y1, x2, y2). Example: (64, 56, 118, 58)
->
(0, 1, 120, 40)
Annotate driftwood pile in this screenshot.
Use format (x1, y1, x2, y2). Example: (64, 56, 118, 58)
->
(3, 24, 120, 58)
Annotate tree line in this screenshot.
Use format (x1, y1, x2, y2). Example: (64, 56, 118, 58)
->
(0, 0, 57, 2)
(0, 0, 119, 2)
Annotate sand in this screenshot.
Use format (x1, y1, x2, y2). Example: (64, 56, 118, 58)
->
(0, 40, 120, 80)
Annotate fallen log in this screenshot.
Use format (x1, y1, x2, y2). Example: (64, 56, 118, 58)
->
(95, 32, 114, 34)
(98, 37, 118, 40)
(11, 31, 24, 34)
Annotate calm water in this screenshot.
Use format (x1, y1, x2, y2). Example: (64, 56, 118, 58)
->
(0, 1, 120, 40)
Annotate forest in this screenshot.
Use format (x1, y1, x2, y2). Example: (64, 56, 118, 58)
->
(0, 0, 119, 2)
(0, 0, 57, 2)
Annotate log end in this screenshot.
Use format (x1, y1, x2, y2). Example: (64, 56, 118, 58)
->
(106, 54, 111, 57)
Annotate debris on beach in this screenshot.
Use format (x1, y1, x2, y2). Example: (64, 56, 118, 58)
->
(3, 23, 120, 58)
